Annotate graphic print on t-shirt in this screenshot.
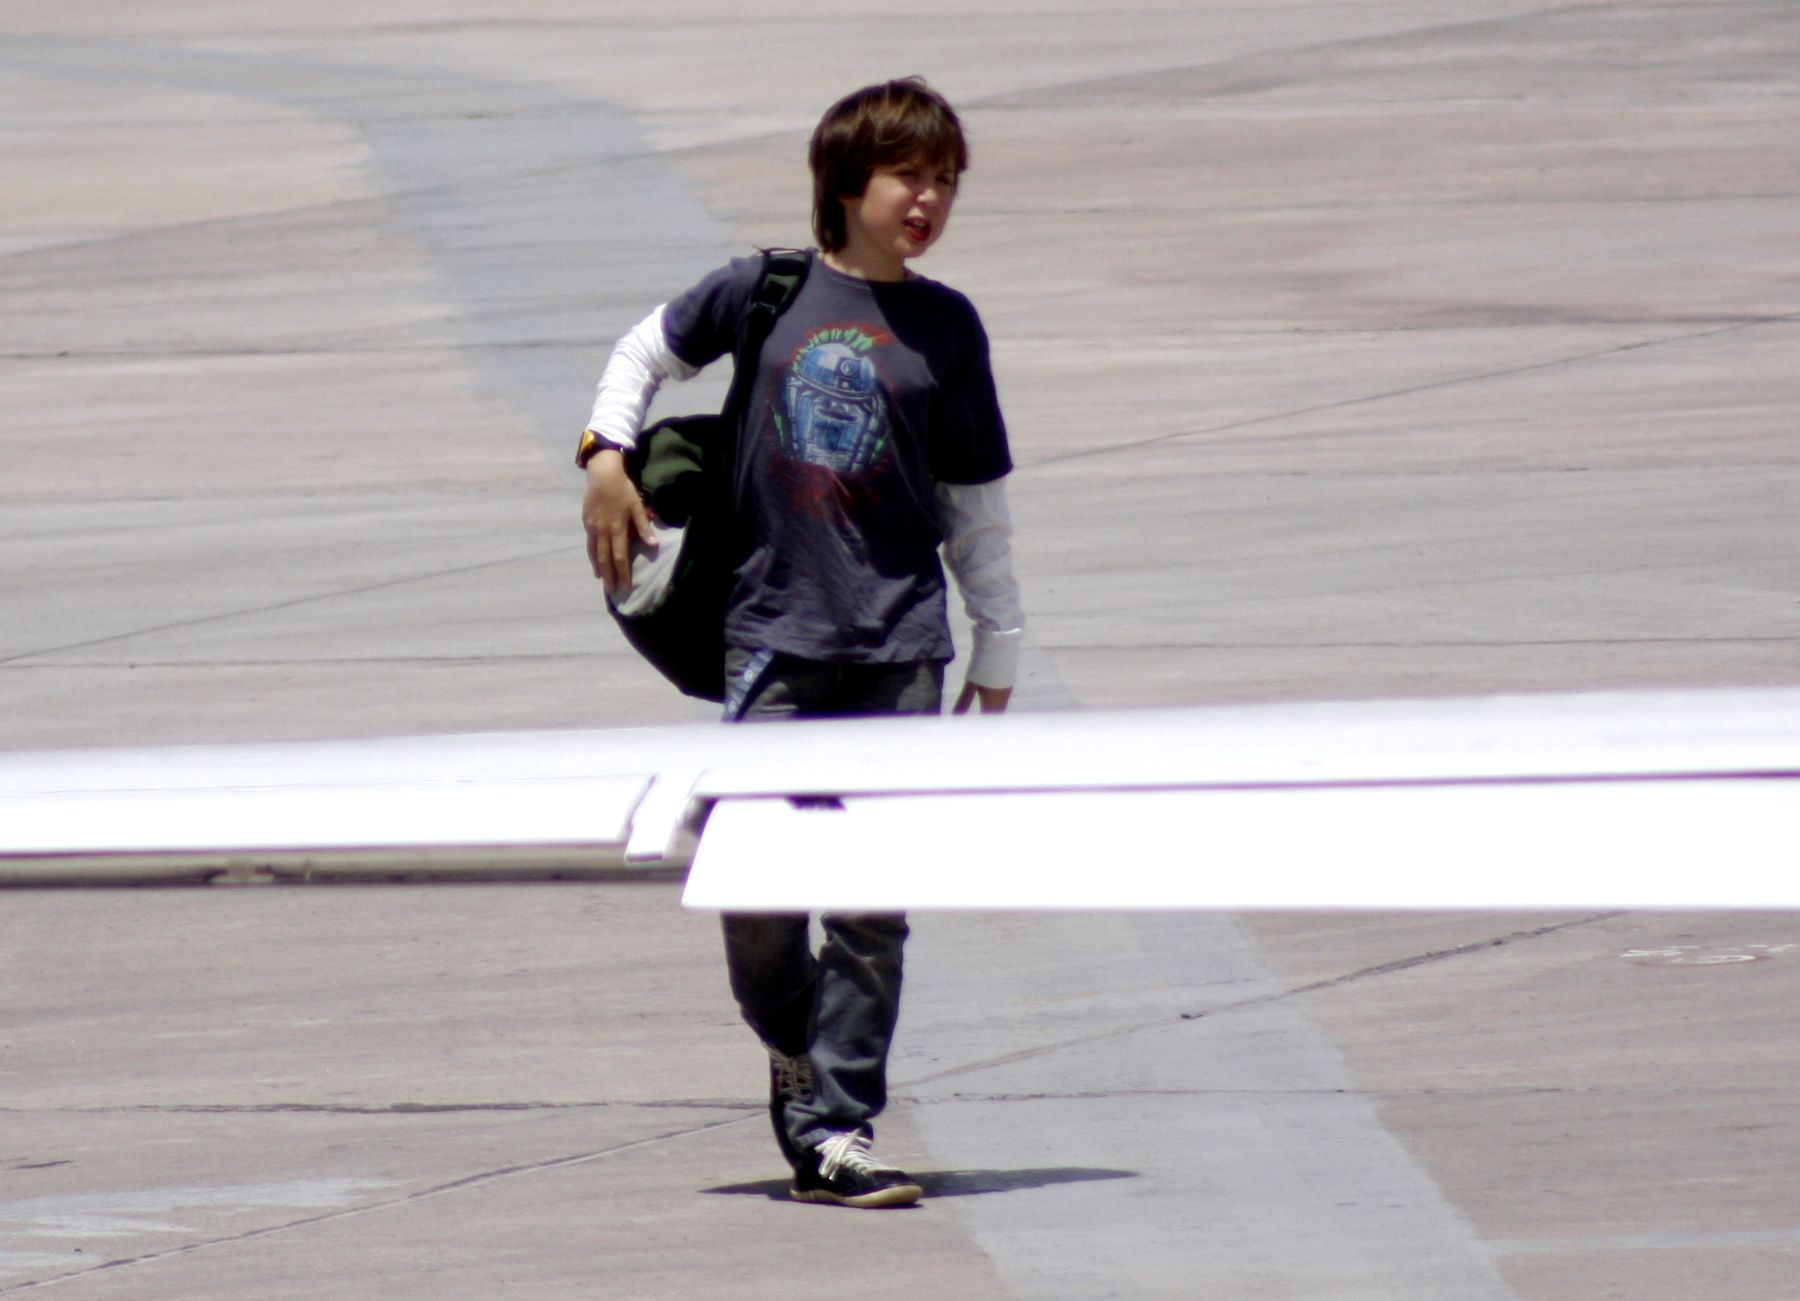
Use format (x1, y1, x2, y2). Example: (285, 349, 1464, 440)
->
(776, 325, 893, 475)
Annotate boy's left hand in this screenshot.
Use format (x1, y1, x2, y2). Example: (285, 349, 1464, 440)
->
(953, 682, 1011, 715)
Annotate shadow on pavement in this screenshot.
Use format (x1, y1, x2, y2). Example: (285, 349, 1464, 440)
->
(703, 1166, 1138, 1200)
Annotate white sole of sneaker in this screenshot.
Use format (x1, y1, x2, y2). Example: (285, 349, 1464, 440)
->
(790, 1183, 923, 1209)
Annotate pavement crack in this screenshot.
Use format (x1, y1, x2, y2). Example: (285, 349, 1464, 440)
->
(0, 1112, 750, 1294)
(0, 546, 567, 667)
(975, 0, 1658, 113)
(1029, 310, 1800, 470)
(0, 338, 615, 362)
(0, 652, 611, 670)
(1037, 635, 1800, 653)
(909, 1084, 1577, 1104)
(1201, 912, 1628, 1018)
(0, 1100, 753, 1116)
(902, 912, 1622, 1089)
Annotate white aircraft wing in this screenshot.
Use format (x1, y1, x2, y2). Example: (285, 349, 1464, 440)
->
(2, 688, 1795, 910)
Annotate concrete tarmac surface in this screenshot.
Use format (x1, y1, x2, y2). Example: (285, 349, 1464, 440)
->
(4, 1, 1798, 1297)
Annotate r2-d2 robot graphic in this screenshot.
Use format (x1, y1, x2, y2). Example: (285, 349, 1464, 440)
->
(780, 340, 889, 474)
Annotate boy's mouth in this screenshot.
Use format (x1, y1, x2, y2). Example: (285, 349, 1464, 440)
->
(903, 217, 931, 243)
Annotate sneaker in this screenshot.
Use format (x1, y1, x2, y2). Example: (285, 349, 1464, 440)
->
(766, 1047, 815, 1170)
(790, 1132, 922, 1208)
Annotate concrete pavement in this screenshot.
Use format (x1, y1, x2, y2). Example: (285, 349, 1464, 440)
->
(3, 1, 1798, 1296)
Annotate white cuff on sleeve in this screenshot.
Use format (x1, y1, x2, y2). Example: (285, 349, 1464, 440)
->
(966, 625, 1023, 690)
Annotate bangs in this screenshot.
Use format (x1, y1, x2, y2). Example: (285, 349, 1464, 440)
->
(862, 100, 968, 176)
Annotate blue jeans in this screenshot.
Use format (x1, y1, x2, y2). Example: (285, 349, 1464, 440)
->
(720, 648, 943, 1154)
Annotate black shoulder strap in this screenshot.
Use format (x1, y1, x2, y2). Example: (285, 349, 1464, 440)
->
(721, 248, 812, 424)
(746, 247, 812, 329)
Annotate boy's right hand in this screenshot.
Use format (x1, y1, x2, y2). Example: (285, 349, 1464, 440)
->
(582, 450, 657, 595)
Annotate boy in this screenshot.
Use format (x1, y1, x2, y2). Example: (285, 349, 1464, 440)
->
(579, 78, 1022, 1207)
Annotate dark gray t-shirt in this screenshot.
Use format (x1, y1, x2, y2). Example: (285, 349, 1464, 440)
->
(662, 255, 1012, 664)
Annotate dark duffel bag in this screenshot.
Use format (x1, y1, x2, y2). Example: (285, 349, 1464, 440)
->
(606, 412, 735, 701)
(601, 249, 812, 702)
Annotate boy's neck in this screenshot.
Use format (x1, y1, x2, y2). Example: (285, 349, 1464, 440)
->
(821, 245, 910, 284)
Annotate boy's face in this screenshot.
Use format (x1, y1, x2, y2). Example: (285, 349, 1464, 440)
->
(839, 155, 959, 272)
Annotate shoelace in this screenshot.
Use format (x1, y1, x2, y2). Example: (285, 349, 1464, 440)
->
(815, 1132, 898, 1180)
(767, 1047, 815, 1102)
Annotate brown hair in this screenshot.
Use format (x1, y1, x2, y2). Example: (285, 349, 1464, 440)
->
(809, 78, 969, 252)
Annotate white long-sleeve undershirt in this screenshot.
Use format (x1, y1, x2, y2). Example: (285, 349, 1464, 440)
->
(585, 306, 1025, 689)
(585, 306, 697, 452)
(932, 477, 1024, 689)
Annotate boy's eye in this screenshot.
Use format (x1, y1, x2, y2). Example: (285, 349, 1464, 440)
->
(884, 163, 955, 193)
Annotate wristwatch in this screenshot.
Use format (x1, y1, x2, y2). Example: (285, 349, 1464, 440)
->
(575, 428, 622, 469)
